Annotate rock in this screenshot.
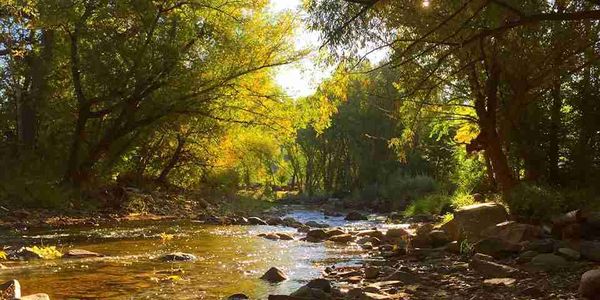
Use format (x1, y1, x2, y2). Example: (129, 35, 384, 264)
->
(283, 217, 302, 228)
(529, 253, 568, 271)
(305, 221, 329, 228)
(384, 269, 419, 284)
(524, 239, 556, 253)
(385, 228, 409, 239)
(364, 266, 380, 279)
(473, 237, 521, 258)
(328, 234, 354, 243)
(345, 211, 368, 221)
(227, 294, 249, 300)
(159, 252, 197, 262)
(580, 241, 600, 262)
(325, 229, 346, 237)
(357, 236, 381, 246)
(266, 217, 284, 226)
(517, 251, 539, 264)
(356, 230, 385, 240)
(248, 217, 268, 225)
(520, 286, 545, 298)
(416, 223, 435, 236)
(0, 279, 21, 299)
(276, 233, 294, 240)
(21, 294, 51, 300)
(323, 210, 342, 217)
(306, 229, 329, 241)
(306, 278, 331, 292)
(410, 233, 432, 248)
(483, 278, 517, 286)
(259, 233, 281, 240)
(64, 249, 104, 258)
(347, 276, 362, 284)
(557, 247, 581, 260)
(579, 269, 600, 300)
(445, 241, 461, 253)
(290, 286, 330, 299)
(429, 230, 451, 247)
(442, 203, 508, 241)
(297, 225, 310, 233)
(260, 267, 287, 283)
(481, 221, 543, 244)
(469, 253, 518, 278)
(268, 296, 305, 300)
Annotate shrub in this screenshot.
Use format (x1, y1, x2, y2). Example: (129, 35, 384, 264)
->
(382, 172, 440, 202)
(450, 192, 476, 208)
(506, 183, 564, 221)
(403, 193, 451, 216)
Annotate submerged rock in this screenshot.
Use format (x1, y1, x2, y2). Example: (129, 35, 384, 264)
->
(227, 294, 249, 300)
(64, 249, 104, 258)
(579, 269, 600, 300)
(260, 267, 287, 283)
(306, 229, 329, 241)
(305, 221, 329, 228)
(345, 211, 368, 221)
(159, 252, 197, 262)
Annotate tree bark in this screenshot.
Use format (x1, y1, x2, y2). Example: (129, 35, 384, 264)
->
(157, 134, 185, 183)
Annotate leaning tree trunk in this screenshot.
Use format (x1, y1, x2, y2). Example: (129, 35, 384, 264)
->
(157, 135, 185, 184)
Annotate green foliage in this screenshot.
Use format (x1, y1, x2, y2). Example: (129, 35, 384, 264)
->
(26, 246, 63, 260)
(506, 184, 564, 220)
(382, 173, 440, 204)
(403, 193, 450, 216)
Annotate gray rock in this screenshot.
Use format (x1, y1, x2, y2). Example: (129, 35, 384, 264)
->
(227, 294, 249, 300)
(524, 239, 556, 253)
(557, 247, 581, 260)
(248, 217, 268, 225)
(306, 278, 331, 292)
(517, 250, 539, 264)
(529, 253, 568, 271)
(266, 217, 284, 226)
(159, 252, 197, 262)
(580, 241, 600, 262)
(345, 211, 368, 221)
(260, 267, 287, 283)
(290, 286, 331, 299)
(579, 269, 600, 300)
(473, 237, 521, 258)
(305, 221, 329, 228)
(429, 230, 451, 247)
(306, 229, 329, 241)
(469, 253, 518, 278)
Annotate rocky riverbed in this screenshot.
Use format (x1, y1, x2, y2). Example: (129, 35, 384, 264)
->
(1, 203, 599, 299)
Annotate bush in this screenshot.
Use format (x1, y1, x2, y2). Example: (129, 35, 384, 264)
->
(403, 193, 451, 216)
(506, 183, 564, 220)
(381, 172, 440, 202)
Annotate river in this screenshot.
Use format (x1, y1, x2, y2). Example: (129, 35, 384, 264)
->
(0, 210, 392, 299)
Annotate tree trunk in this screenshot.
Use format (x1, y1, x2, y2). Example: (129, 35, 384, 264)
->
(548, 80, 561, 184)
(157, 134, 185, 183)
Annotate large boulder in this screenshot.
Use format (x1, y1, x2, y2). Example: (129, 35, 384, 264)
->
(442, 203, 509, 241)
(261, 267, 287, 283)
(473, 237, 522, 258)
(345, 211, 368, 221)
(481, 221, 543, 244)
(529, 253, 568, 271)
(579, 269, 600, 300)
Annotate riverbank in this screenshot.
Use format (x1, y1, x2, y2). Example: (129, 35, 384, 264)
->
(1, 198, 599, 299)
